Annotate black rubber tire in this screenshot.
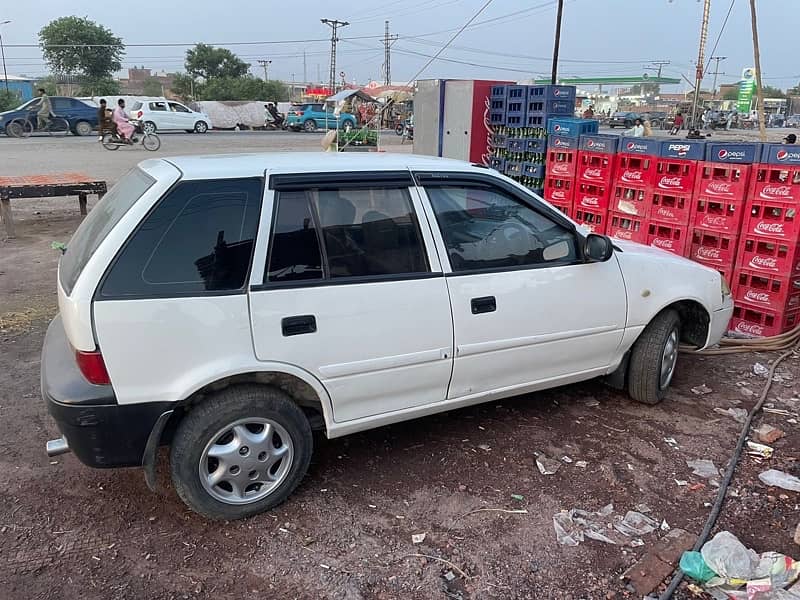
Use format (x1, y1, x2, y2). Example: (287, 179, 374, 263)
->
(194, 120, 208, 133)
(303, 119, 317, 132)
(627, 309, 681, 405)
(170, 385, 313, 521)
(73, 120, 93, 136)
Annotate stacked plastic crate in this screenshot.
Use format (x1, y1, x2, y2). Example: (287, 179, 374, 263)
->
(645, 140, 707, 256)
(488, 84, 576, 197)
(689, 142, 760, 284)
(607, 137, 660, 244)
(572, 134, 619, 234)
(730, 144, 800, 337)
(543, 117, 599, 217)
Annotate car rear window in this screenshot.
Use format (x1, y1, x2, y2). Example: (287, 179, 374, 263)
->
(60, 168, 155, 296)
(131, 101, 143, 110)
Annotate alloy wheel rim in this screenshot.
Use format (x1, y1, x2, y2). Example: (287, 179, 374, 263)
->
(659, 328, 679, 390)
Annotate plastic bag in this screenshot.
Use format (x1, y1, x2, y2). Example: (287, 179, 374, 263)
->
(681, 551, 718, 583)
(701, 531, 759, 580)
(758, 469, 800, 492)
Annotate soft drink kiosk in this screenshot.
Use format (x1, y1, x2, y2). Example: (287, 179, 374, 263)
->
(414, 79, 513, 164)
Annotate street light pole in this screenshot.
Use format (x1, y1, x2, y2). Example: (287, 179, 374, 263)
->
(0, 20, 11, 93)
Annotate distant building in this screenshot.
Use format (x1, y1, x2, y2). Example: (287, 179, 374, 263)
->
(118, 68, 176, 96)
(0, 75, 35, 101)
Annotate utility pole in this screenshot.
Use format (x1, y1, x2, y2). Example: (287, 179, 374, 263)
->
(550, 0, 564, 84)
(749, 0, 766, 142)
(644, 60, 671, 80)
(257, 59, 272, 82)
(0, 20, 10, 93)
(690, 0, 711, 129)
(709, 56, 726, 98)
(321, 18, 349, 93)
(303, 49, 307, 86)
(382, 20, 399, 86)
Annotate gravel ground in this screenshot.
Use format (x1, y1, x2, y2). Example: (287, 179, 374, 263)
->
(0, 133, 798, 599)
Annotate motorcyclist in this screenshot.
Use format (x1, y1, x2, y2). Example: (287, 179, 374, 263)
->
(265, 102, 284, 128)
(112, 99, 135, 143)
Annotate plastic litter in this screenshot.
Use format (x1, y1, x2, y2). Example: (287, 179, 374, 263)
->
(746, 441, 774, 459)
(536, 455, 561, 475)
(759, 469, 800, 492)
(613, 511, 658, 537)
(552, 503, 625, 546)
(411, 533, 426, 544)
(511, 494, 524, 502)
(575, 460, 588, 468)
(688, 459, 720, 479)
(680, 551, 717, 583)
(701, 531, 759, 580)
(753, 362, 770, 377)
(714, 407, 749, 423)
(691, 384, 713, 395)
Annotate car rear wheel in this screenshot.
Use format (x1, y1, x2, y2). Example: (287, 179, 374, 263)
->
(627, 309, 681, 405)
(170, 385, 313, 520)
(73, 120, 93, 136)
(194, 121, 208, 134)
(303, 119, 317, 132)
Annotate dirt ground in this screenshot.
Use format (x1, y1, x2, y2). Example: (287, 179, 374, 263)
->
(1, 174, 799, 600)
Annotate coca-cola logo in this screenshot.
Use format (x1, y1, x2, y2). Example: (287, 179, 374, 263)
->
(705, 182, 733, 196)
(583, 167, 602, 179)
(551, 190, 566, 200)
(656, 207, 676, 219)
(621, 170, 643, 182)
(760, 185, 792, 199)
(744, 290, 771, 303)
(552, 163, 571, 175)
(658, 176, 683, 189)
(652, 238, 674, 250)
(581, 197, 600, 207)
(755, 222, 786, 236)
(695, 246, 721, 262)
(702, 216, 728, 227)
(614, 230, 633, 240)
(749, 255, 778, 270)
(735, 321, 764, 336)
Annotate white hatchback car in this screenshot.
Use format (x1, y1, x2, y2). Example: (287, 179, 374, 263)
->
(130, 99, 211, 134)
(42, 153, 733, 520)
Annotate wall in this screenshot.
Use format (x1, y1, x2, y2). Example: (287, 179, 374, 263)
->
(2, 80, 34, 102)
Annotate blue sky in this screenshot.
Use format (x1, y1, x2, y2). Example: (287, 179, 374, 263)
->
(1, 0, 797, 91)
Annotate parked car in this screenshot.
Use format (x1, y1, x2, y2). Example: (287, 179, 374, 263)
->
(0, 96, 98, 136)
(42, 153, 733, 520)
(641, 111, 668, 129)
(285, 103, 357, 132)
(608, 111, 641, 128)
(786, 114, 800, 127)
(130, 99, 211, 134)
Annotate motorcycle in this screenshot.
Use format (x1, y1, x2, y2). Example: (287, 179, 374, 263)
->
(400, 119, 413, 143)
(102, 120, 160, 151)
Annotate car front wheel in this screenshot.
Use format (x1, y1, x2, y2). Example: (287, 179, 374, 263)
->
(194, 121, 208, 134)
(170, 385, 312, 520)
(627, 309, 681, 405)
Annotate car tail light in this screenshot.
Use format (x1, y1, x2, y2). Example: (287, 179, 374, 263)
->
(75, 349, 111, 385)
(137, 111, 143, 118)
(294, 111, 303, 116)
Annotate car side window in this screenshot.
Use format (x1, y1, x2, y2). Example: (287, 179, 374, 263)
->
(266, 186, 429, 284)
(169, 102, 191, 113)
(100, 178, 263, 298)
(149, 102, 168, 112)
(426, 185, 578, 272)
(52, 99, 69, 113)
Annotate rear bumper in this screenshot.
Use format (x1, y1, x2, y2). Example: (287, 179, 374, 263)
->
(41, 315, 171, 468)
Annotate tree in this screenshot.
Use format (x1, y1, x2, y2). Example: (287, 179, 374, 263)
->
(171, 73, 196, 100)
(78, 77, 120, 96)
(761, 84, 786, 98)
(35, 76, 58, 96)
(0, 89, 22, 112)
(200, 77, 288, 101)
(39, 17, 124, 80)
(630, 82, 661, 96)
(185, 44, 249, 80)
(142, 77, 163, 96)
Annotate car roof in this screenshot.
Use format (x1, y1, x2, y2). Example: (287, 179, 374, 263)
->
(149, 152, 479, 180)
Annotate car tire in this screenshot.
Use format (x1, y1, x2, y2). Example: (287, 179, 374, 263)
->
(170, 385, 313, 521)
(608, 124, 615, 129)
(343, 120, 354, 132)
(627, 309, 681, 405)
(303, 119, 317, 132)
(73, 120, 93, 136)
(142, 121, 157, 134)
(194, 121, 208, 134)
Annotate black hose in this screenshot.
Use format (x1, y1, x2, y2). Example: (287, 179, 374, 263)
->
(658, 343, 800, 600)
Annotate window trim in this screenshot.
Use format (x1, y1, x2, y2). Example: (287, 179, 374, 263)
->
(95, 176, 265, 301)
(269, 171, 415, 191)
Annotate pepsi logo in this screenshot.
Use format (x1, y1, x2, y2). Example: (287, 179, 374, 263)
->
(553, 124, 562, 132)
(718, 149, 729, 160)
(554, 89, 563, 96)
(777, 150, 788, 161)
(626, 142, 636, 151)
(587, 139, 595, 148)
(668, 143, 691, 157)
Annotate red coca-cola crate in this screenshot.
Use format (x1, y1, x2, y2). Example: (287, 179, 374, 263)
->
(736, 235, 800, 276)
(748, 165, 800, 204)
(577, 151, 616, 185)
(652, 158, 699, 195)
(546, 148, 577, 177)
(741, 199, 800, 241)
(574, 182, 610, 211)
(549, 200, 572, 218)
(729, 302, 800, 338)
(574, 206, 607, 234)
(543, 175, 575, 205)
(608, 211, 647, 244)
(694, 163, 751, 200)
(613, 153, 655, 189)
(649, 191, 692, 226)
(733, 270, 800, 313)
(691, 196, 748, 235)
(611, 184, 649, 217)
(647, 222, 690, 256)
(690, 229, 738, 268)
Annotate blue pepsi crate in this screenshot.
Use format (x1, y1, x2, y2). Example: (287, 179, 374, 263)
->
(619, 137, 660, 156)
(488, 156, 505, 172)
(578, 134, 619, 154)
(523, 162, 545, 178)
(490, 132, 508, 149)
(548, 135, 579, 150)
(490, 84, 508, 99)
(506, 85, 527, 101)
(705, 142, 761, 164)
(528, 84, 576, 102)
(527, 98, 574, 115)
(547, 117, 599, 138)
(526, 112, 547, 127)
(658, 139, 706, 161)
(505, 161, 524, 177)
(526, 138, 546, 153)
(490, 95, 506, 112)
(761, 143, 800, 165)
(489, 110, 506, 126)
(507, 138, 527, 153)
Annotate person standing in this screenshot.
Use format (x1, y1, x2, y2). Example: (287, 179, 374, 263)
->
(36, 88, 52, 130)
(725, 111, 734, 131)
(643, 119, 653, 137)
(670, 112, 684, 135)
(627, 118, 645, 137)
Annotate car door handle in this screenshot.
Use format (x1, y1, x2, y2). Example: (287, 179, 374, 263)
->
(471, 296, 496, 314)
(281, 315, 317, 337)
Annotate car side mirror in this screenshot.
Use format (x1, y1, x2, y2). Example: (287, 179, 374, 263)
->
(584, 234, 614, 262)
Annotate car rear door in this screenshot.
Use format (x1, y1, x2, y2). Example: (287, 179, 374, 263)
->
(416, 173, 627, 400)
(248, 171, 454, 423)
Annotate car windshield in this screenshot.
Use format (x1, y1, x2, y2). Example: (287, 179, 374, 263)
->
(59, 168, 156, 295)
(131, 101, 143, 110)
(613, 112, 628, 118)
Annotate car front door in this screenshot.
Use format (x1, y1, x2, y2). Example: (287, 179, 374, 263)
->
(248, 172, 454, 423)
(168, 102, 195, 129)
(417, 175, 627, 400)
